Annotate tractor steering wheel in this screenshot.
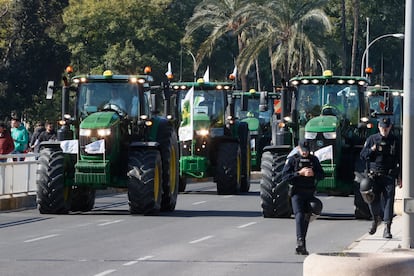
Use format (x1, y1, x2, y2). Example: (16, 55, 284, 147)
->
(101, 103, 127, 117)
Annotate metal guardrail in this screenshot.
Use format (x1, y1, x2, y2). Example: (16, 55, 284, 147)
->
(0, 153, 39, 198)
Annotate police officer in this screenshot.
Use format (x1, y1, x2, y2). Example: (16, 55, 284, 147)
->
(282, 139, 325, 255)
(360, 117, 401, 239)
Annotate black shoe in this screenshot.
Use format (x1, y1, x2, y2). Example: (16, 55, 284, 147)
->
(383, 223, 392, 239)
(369, 216, 381, 235)
(295, 239, 309, 255)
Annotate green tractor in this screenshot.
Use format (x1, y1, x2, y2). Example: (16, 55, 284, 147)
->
(231, 89, 281, 170)
(259, 70, 374, 218)
(36, 68, 179, 215)
(169, 79, 251, 194)
(352, 85, 404, 219)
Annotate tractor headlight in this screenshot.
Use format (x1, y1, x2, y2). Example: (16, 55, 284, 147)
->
(79, 129, 92, 136)
(196, 129, 209, 136)
(304, 132, 317, 139)
(323, 132, 337, 139)
(97, 128, 111, 137)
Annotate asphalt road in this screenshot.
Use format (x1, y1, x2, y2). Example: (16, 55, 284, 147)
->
(0, 178, 370, 276)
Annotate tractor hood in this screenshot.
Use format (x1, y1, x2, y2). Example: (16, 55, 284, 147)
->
(242, 117, 260, 131)
(80, 111, 120, 129)
(305, 115, 337, 133)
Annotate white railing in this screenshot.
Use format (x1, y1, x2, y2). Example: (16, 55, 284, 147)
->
(0, 153, 39, 198)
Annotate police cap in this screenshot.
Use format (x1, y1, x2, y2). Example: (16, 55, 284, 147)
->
(299, 138, 310, 152)
(379, 117, 392, 128)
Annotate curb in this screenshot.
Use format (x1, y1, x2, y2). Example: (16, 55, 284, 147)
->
(0, 194, 37, 211)
(303, 250, 414, 276)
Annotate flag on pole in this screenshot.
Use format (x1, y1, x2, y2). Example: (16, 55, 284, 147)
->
(178, 87, 194, 141)
(203, 66, 209, 82)
(85, 139, 105, 154)
(314, 145, 333, 162)
(60, 140, 79, 154)
(230, 65, 237, 79)
(165, 62, 173, 79)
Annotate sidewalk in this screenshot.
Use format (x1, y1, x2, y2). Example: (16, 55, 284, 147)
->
(345, 214, 403, 253)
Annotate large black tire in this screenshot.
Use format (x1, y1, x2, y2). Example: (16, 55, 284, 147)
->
(71, 187, 96, 212)
(157, 124, 179, 212)
(260, 151, 292, 218)
(36, 147, 71, 214)
(128, 149, 163, 215)
(179, 175, 187, 193)
(216, 142, 241, 195)
(239, 123, 251, 192)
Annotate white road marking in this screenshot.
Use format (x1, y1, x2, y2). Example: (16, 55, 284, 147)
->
(98, 220, 123, 226)
(123, 255, 154, 266)
(189, 235, 214, 244)
(223, 195, 233, 198)
(24, 234, 60, 243)
(326, 196, 334, 200)
(94, 269, 116, 276)
(237, 222, 257, 229)
(192, 201, 207, 205)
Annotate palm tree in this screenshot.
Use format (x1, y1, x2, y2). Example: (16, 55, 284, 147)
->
(184, 0, 254, 90)
(236, 0, 332, 81)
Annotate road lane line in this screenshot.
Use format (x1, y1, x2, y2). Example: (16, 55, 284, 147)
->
(94, 269, 116, 276)
(123, 255, 154, 266)
(98, 220, 123, 226)
(237, 222, 257, 229)
(223, 195, 233, 198)
(189, 235, 214, 244)
(192, 201, 207, 205)
(24, 234, 60, 243)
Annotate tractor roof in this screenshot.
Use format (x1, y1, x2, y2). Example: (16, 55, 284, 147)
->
(170, 81, 233, 90)
(290, 70, 368, 86)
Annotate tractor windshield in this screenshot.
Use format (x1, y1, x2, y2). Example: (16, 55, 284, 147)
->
(235, 97, 272, 125)
(178, 88, 226, 129)
(296, 84, 361, 125)
(77, 82, 144, 119)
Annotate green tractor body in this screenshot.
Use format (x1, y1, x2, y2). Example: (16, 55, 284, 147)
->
(170, 80, 251, 194)
(259, 71, 375, 218)
(37, 70, 179, 215)
(231, 90, 280, 170)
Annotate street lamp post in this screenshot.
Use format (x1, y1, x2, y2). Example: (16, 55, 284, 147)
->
(360, 33, 405, 77)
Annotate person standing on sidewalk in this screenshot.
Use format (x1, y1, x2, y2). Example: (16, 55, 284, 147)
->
(360, 117, 401, 239)
(0, 122, 14, 162)
(282, 138, 325, 255)
(10, 117, 29, 161)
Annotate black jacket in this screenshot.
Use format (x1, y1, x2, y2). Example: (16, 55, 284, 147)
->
(282, 153, 325, 192)
(360, 132, 401, 176)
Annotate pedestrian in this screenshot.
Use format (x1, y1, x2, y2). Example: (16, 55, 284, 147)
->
(0, 122, 14, 162)
(282, 138, 325, 255)
(33, 122, 56, 152)
(360, 117, 401, 239)
(10, 117, 29, 161)
(29, 121, 45, 151)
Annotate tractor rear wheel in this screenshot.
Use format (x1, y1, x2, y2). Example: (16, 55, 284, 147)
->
(157, 124, 179, 212)
(36, 147, 71, 214)
(71, 187, 96, 212)
(260, 151, 292, 218)
(239, 123, 251, 192)
(128, 149, 163, 215)
(216, 142, 241, 195)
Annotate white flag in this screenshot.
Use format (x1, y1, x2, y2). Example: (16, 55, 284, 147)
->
(85, 139, 105, 154)
(230, 65, 237, 79)
(60, 140, 79, 154)
(203, 66, 210, 82)
(178, 87, 194, 141)
(314, 145, 333, 162)
(165, 62, 173, 78)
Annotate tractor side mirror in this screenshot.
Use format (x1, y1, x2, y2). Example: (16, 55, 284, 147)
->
(259, 91, 268, 112)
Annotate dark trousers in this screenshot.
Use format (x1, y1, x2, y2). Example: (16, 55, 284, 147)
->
(369, 175, 395, 223)
(291, 192, 314, 240)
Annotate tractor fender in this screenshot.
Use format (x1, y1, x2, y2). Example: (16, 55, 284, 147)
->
(262, 144, 293, 155)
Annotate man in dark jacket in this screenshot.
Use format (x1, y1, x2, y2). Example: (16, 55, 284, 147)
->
(360, 117, 401, 239)
(282, 139, 325, 255)
(33, 122, 56, 152)
(29, 121, 45, 151)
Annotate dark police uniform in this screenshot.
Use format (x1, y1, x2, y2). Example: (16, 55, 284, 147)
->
(360, 117, 401, 238)
(282, 139, 324, 255)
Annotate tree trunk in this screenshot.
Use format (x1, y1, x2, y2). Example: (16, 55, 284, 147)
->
(238, 34, 248, 91)
(350, 0, 360, 76)
(269, 46, 276, 92)
(341, 0, 347, 75)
